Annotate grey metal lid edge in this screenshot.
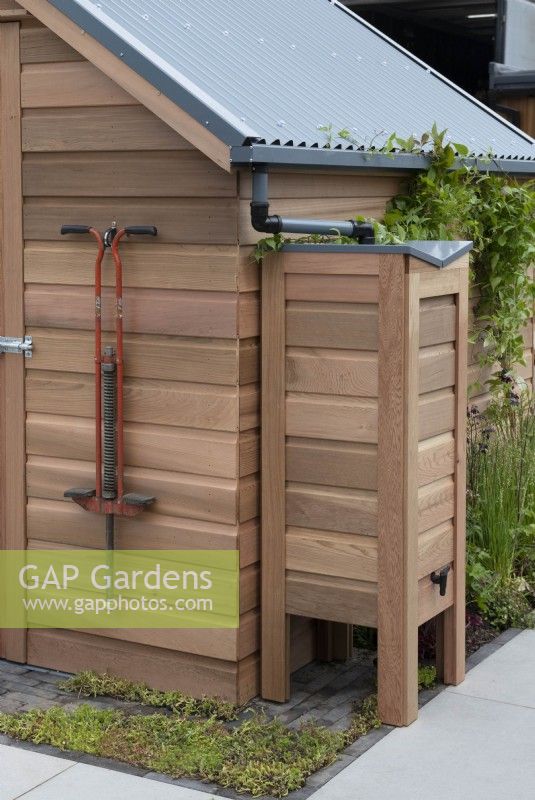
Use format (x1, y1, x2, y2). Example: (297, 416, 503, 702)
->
(281, 241, 473, 268)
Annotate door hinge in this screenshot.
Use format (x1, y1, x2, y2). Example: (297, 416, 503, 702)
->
(0, 336, 33, 358)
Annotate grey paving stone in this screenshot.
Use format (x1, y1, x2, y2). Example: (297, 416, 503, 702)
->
(77, 752, 149, 777)
(0, 679, 61, 698)
(305, 755, 354, 788)
(0, 660, 32, 675)
(25, 670, 66, 686)
(343, 725, 394, 757)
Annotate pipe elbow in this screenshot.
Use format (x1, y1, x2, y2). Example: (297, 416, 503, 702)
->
(250, 201, 283, 234)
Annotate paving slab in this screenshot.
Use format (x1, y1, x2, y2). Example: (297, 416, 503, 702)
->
(448, 628, 535, 708)
(0, 743, 74, 800)
(310, 690, 535, 800)
(16, 762, 216, 800)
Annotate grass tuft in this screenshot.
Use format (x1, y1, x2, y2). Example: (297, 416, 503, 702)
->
(59, 670, 237, 721)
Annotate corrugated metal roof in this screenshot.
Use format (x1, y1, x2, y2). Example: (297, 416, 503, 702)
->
(48, 0, 535, 164)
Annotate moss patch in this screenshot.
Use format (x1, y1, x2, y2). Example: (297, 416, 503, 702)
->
(59, 670, 237, 721)
(0, 674, 381, 798)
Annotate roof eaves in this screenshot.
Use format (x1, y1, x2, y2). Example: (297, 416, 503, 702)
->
(47, 0, 248, 147)
(230, 144, 535, 175)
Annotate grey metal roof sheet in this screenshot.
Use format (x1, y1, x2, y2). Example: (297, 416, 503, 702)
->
(284, 241, 473, 269)
(48, 0, 535, 165)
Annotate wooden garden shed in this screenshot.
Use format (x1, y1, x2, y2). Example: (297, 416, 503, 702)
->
(0, 0, 534, 724)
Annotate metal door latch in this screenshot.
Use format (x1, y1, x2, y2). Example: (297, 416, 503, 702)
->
(0, 336, 33, 358)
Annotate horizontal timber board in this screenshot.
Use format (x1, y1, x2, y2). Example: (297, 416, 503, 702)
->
(23, 198, 238, 244)
(419, 344, 455, 393)
(419, 390, 455, 441)
(286, 302, 379, 350)
(239, 198, 390, 245)
(285, 434, 454, 492)
(27, 328, 239, 385)
(27, 498, 259, 569)
(286, 571, 377, 626)
(286, 527, 378, 582)
(285, 345, 454, 397)
(418, 476, 455, 534)
(25, 285, 239, 338)
(420, 297, 456, 346)
(286, 393, 377, 443)
(418, 521, 454, 580)
(287, 347, 378, 397)
(26, 413, 238, 478)
(239, 172, 402, 199)
(27, 455, 239, 524)
(286, 438, 377, 491)
(21, 61, 137, 107)
(282, 252, 383, 275)
(64, 609, 258, 662)
(20, 26, 84, 63)
(417, 433, 455, 487)
(286, 483, 377, 536)
(239, 339, 260, 385)
(23, 151, 237, 197)
(22, 106, 195, 151)
(286, 274, 379, 303)
(239, 384, 260, 431)
(27, 629, 241, 700)
(418, 269, 460, 299)
(286, 390, 454, 443)
(26, 371, 238, 431)
(25, 242, 239, 291)
(239, 430, 260, 477)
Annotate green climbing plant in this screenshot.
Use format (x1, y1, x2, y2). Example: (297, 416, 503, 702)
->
(255, 125, 535, 385)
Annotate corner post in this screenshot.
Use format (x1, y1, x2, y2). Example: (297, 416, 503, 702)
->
(261, 252, 290, 701)
(0, 20, 26, 662)
(377, 255, 419, 726)
(439, 262, 468, 684)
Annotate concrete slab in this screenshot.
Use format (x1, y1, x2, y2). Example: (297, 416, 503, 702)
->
(448, 629, 535, 708)
(0, 743, 74, 800)
(18, 762, 216, 800)
(310, 691, 535, 800)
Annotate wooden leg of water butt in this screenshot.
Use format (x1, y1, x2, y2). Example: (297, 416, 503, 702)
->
(377, 262, 419, 726)
(261, 254, 290, 702)
(317, 622, 353, 662)
(438, 271, 468, 686)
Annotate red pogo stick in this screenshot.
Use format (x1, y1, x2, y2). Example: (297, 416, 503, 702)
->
(61, 224, 158, 550)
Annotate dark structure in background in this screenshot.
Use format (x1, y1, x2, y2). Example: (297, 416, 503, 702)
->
(346, 0, 499, 98)
(347, 0, 535, 139)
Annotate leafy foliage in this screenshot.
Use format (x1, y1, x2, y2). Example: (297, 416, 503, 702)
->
(417, 665, 437, 691)
(467, 392, 535, 629)
(255, 125, 535, 382)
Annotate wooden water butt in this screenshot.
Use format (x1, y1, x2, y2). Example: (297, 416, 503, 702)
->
(261, 241, 472, 726)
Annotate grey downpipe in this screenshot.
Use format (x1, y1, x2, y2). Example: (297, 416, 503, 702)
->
(250, 165, 375, 243)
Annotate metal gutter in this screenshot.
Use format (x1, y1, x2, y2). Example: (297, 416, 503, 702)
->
(231, 144, 535, 175)
(282, 241, 474, 269)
